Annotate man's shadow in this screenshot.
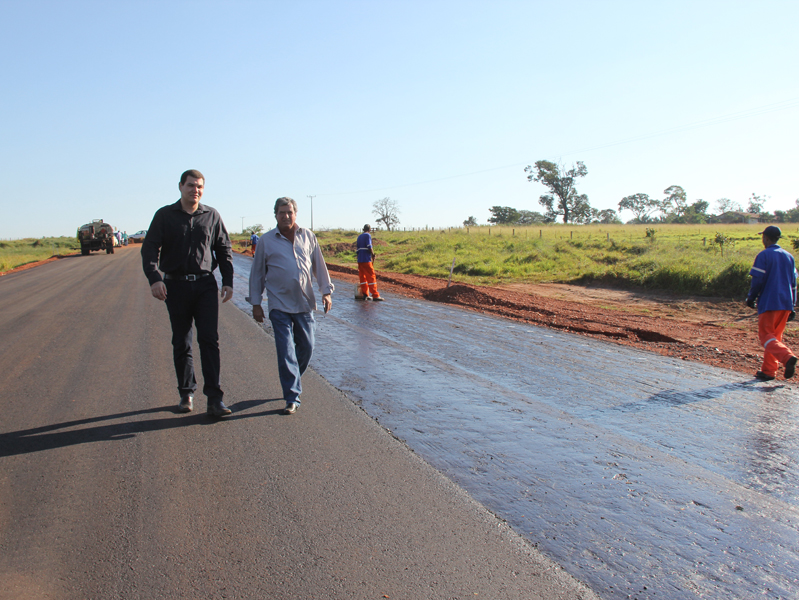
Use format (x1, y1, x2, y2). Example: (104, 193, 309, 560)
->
(0, 398, 284, 458)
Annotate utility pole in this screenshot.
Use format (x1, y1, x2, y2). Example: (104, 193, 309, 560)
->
(307, 195, 316, 231)
(241, 217, 245, 234)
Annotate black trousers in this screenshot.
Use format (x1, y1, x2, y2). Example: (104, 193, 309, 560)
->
(164, 276, 223, 400)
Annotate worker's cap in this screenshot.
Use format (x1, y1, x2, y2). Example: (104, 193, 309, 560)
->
(758, 225, 782, 239)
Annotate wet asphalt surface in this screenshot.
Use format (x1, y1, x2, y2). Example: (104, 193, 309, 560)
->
(230, 253, 799, 599)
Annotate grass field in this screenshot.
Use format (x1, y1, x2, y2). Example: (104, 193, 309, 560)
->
(309, 223, 799, 299)
(7, 224, 795, 299)
(0, 237, 80, 273)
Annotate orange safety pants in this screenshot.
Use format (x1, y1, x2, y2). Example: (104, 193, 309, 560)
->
(358, 262, 380, 298)
(758, 310, 795, 376)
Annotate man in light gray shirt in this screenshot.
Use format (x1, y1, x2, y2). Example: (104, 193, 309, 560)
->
(249, 197, 334, 415)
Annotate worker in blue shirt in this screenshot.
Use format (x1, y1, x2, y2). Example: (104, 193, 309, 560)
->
(250, 232, 259, 256)
(356, 224, 383, 301)
(746, 225, 798, 380)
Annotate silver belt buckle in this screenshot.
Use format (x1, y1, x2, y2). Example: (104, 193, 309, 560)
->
(186, 274, 198, 281)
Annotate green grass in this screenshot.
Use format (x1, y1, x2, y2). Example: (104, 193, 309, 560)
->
(0, 237, 81, 272)
(315, 223, 796, 298)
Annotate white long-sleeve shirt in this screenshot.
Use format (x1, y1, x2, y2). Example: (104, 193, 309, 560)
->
(248, 226, 334, 314)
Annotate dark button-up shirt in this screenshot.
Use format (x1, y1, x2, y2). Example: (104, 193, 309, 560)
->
(142, 200, 234, 288)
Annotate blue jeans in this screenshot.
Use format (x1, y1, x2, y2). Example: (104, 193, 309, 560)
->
(268, 309, 315, 404)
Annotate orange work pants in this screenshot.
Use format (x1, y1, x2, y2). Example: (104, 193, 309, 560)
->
(358, 262, 380, 298)
(758, 310, 795, 376)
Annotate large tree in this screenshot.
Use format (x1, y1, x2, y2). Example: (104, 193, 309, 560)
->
(372, 197, 401, 231)
(618, 193, 659, 223)
(243, 224, 264, 236)
(524, 160, 590, 224)
(661, 185, 687, 216)
(487, 206, 521, 224)
(715, 198, 741, 214)
(596, 208, 622, 224)
(681, 200, 710, 224)
(570, 194, 593, 224)
(747, 193, 769, 214)
(517, 209, 549, 224)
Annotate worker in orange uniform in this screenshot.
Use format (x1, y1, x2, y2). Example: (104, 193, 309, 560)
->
(356, 224, 383, 301)
(747, 225, 798, 381)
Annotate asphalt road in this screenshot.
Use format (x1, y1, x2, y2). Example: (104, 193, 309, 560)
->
(0, 246, 597, 600)
(231, 252, 799, 600)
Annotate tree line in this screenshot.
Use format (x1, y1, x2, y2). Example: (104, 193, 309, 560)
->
(464, 160, 799, 226)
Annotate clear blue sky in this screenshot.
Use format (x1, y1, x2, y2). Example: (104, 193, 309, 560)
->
(2, 0, 798, 239)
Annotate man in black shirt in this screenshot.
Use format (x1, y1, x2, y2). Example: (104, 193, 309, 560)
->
(142, 169, 234, 417)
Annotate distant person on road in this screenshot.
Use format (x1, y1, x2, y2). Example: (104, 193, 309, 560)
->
(356, 224, 382, 301)
(122, 231, 128, 245)
(250, 232, 259, 256)
(248, 197, 334, 415)
(746, 225, 798, 381)
(142, 169, 235, 417)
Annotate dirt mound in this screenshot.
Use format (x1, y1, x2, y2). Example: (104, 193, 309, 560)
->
(323, 242, 356, 254)
(424, 284, 549, 315)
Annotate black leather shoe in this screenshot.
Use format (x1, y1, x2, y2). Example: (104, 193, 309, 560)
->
(207, 398, 232, 417)
(785, 356, 798, 379)
(755, 371, 775, 381)
(177, 394, 194, 412)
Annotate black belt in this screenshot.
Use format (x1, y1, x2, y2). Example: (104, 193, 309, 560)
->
(164, 272, 212, 281)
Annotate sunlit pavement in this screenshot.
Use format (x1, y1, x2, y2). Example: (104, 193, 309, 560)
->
(227, 253, 799, 599)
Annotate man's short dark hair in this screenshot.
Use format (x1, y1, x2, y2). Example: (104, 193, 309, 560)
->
(363, 224, 371, 232)
(274, 197, 298, 215)
(180, 169, 205, 185)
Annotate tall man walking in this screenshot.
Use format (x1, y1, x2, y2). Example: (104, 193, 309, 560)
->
(142, 169, 234, 417)
(249, 197, 334, 415)
(356, 224, 382, 301)
(746, 225, 798, 381)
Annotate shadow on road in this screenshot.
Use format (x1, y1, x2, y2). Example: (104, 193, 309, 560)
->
(612, 379, 770, 412)
(0, 399, 285, 457)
